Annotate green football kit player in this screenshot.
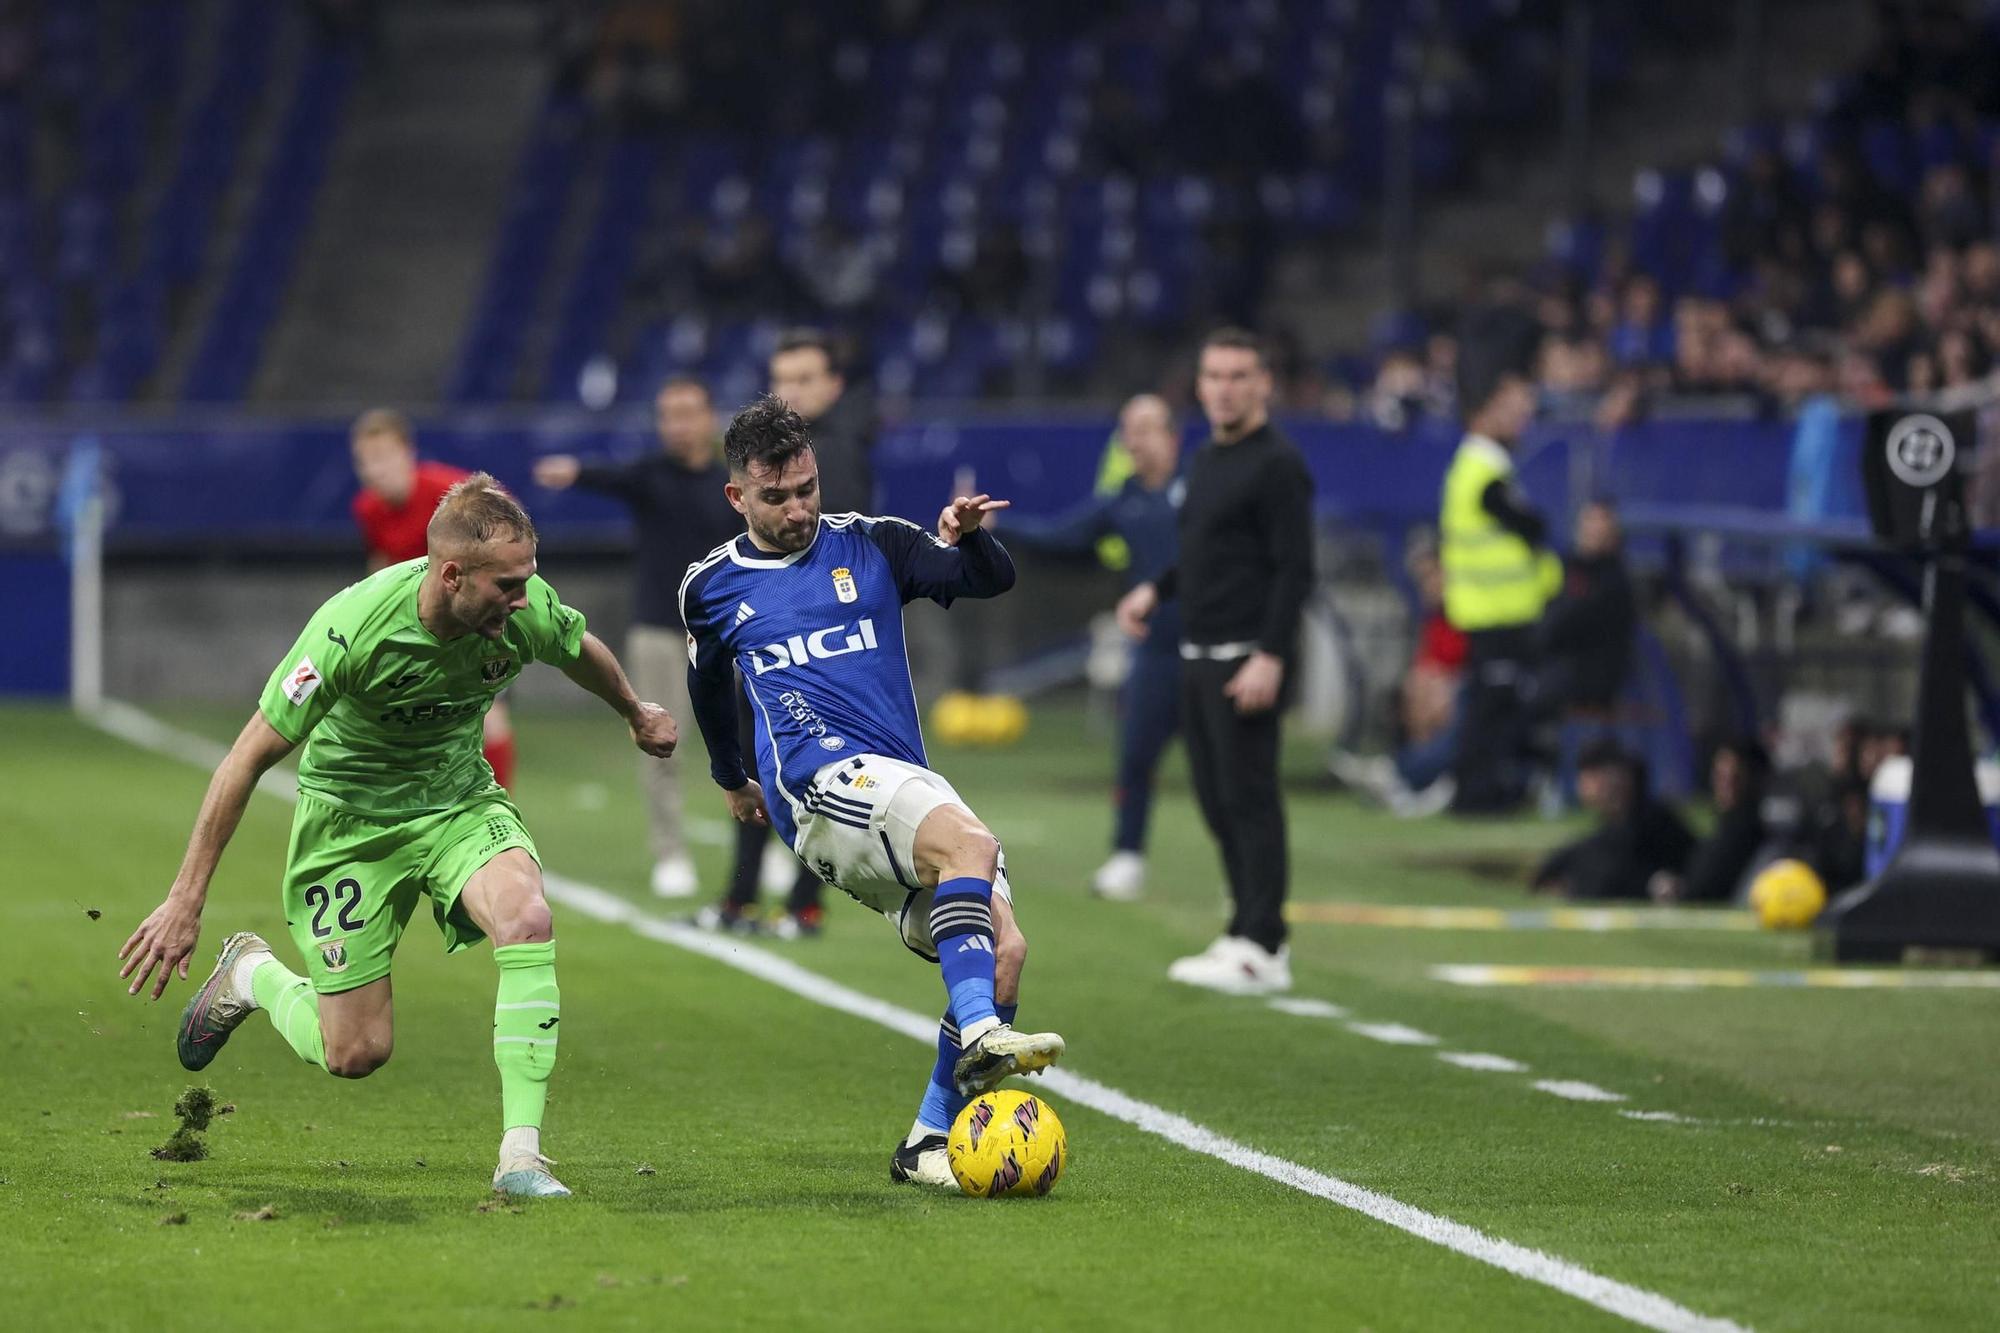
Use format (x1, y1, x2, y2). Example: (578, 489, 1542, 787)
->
(118, 474, 679, 1197)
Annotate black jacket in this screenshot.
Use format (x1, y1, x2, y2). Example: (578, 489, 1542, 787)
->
(807, 389, 879, 515)
(1542, 552, 1637, 709)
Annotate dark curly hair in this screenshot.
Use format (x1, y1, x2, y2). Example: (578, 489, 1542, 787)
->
(723, 392, 816, 478)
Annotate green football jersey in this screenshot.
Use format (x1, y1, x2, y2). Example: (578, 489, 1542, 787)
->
(258, 559, 586, 816)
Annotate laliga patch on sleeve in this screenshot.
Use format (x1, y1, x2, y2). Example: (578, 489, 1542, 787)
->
(284, 656, 322, 706)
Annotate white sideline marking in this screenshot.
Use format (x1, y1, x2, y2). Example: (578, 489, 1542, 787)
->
(1346, 1021, 1441, 1047)
(1438, 1052, 1531, 1073)
(1536, 1080, 1629, 1104)
(1619, 1111, 1828, 1130)
(84, 701, 1752, 1333)
(1266, 997, 1350, 1019)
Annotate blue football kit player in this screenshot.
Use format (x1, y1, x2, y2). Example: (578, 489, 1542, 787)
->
(679, 394, 1066, 1189)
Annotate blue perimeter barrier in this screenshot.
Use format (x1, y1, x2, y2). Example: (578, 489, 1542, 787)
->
(0, 411, 1867, 549)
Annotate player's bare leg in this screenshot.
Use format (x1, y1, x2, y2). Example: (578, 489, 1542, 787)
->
(179, 934, 392, 1077)
(318, 978, 396, 1077)
(458, 849, 568, 1197)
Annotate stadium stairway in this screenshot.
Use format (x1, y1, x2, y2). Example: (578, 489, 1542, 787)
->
(254, 0, 546, 407)
(1274, 0, 1872, 353)
(136, 0, 293, 404)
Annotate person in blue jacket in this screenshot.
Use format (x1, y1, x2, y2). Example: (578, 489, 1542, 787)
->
(1004, 394, 1185, 900)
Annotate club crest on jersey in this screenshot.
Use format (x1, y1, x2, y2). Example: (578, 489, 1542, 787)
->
(749, 618, 878, 675)
(831, 566, 858, 603)
(481, 655, 513, 684)
(320, 940, 349, 974)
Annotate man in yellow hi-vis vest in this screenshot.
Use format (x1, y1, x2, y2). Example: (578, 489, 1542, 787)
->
(1441, 309, 1559, 814)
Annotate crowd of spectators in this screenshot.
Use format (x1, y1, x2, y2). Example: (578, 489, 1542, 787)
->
(1329, 4, 2000, 432)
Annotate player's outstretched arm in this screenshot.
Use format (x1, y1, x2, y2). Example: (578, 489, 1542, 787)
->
(119, 711, 296, 1000)
(560, 631, 677, 757)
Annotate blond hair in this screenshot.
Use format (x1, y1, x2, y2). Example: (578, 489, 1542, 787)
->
(427, 473, 537, 563)
(350, 406, 415, 448)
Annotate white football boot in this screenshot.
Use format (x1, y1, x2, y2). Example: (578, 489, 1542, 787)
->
(889, 1130, 957, 1191)
(494, 1127, 571, 1197)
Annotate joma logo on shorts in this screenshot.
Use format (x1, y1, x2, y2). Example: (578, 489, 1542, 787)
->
(748, 619, 879, 675)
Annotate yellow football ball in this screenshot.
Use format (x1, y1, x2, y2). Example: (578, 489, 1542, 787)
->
(931, 691, 981, 745)
(1748, 858, 1827, 930)
(979, 694, 1029, 746)
(947, 1090, 1067, 1198)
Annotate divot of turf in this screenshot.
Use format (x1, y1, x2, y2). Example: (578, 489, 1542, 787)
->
(151, 1085, 222, 1160)
(172, 1086, 217, 1132)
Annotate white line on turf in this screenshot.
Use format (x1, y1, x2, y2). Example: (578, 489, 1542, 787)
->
(1438, 1052, 1532, 1073)
(1345, 1021, 1442, 1046)
(1535, 1080, 1630, 1104)
(1265, 997, 1349, 1019)
(84, 700, 1752, 1333)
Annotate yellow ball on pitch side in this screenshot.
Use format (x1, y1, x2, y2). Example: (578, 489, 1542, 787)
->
(947, 1089, 1068, 1198)
(981, 694, 1029, 746)
(931, 691, 980, 745)
(1748, 858, 1827, 929)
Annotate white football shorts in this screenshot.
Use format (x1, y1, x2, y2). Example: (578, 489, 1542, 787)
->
(788, 752, 1012, 960)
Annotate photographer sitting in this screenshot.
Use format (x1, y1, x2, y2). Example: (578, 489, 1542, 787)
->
(1532, 740, 1694, 899)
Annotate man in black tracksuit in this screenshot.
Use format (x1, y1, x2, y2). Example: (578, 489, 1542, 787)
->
(1118, 328, 1314, 993)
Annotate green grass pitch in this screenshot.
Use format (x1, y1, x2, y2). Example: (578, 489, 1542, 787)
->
(2, 700, 1996, 1330)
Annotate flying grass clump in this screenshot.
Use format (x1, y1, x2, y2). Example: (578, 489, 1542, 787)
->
(151, 1086, 221, 1162)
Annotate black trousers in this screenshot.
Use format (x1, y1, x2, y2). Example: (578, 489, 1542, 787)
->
(1181, 656, 1288, 952)
(1449, 624, 1539, 814)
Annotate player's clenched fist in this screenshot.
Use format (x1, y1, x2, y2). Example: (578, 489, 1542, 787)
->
(629, 701, 678, 757)
(723, 779, 770, 827)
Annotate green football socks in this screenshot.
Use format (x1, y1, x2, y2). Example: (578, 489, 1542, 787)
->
(250, 958, 325, 1068)
(493, 940, 560, 1130)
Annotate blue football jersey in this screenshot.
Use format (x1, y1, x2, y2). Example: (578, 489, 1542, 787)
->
(680, 512, 1017, 848)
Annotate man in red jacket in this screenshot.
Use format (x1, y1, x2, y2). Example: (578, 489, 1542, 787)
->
(350, 408, 518, 788)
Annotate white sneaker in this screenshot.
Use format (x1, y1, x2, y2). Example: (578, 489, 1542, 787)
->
(1166, 935, 1236, 975)
(650, 854, 698, 899)
(1167, 937, 1292, 995)
(1328, 749, 1392, 789)
(1387, 775, 1455, 819)
(759, 841, 798, 896)
(493, 1151, 572, 1198)
(1092, 851, 1146, 900)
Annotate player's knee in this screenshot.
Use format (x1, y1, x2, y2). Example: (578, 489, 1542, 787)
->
(325, 1035, 393, 1079)
(491, 894, 553, 946)
(954, 827, 1001, 880)
(996, 922, 1027, 977)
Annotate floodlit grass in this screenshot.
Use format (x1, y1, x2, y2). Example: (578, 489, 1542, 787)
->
(2, 701, 1995, 1330)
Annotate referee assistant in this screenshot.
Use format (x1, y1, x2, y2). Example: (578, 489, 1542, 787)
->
(1117, 329, 1314, 994)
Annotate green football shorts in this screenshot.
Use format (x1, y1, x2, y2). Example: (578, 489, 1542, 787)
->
(281, 787, 539, 994)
